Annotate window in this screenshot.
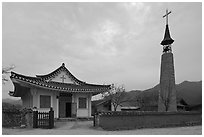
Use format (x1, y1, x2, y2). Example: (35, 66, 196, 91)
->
(40, 95, 51, 108)
(78, 97, 87, 109)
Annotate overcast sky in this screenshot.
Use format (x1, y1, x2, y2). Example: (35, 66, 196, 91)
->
(2, 2, 202, 99)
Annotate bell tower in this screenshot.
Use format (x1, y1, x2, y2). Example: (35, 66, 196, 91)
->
(158, 9, 177, 112)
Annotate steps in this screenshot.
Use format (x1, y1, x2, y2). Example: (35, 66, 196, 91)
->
(55, 117, 93, 122)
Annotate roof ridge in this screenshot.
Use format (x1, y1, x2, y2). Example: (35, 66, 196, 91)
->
(36, 64, 63, 78)
(10, 71, 111, 94)
(36, 63, 87, 85)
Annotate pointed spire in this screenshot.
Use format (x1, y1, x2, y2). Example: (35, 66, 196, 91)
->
(161, 9, 174, 46)
(161, 24, 174, 45)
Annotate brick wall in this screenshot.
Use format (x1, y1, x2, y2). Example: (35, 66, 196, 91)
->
(95, 111, 202, 130)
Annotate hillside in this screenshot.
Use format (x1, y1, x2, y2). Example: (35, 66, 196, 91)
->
(176, 81, 202, 105)
(3, 81, 202, 108)
(2, 98, 22, 105)
(2, 99, 22, 110)
(129, 80, 202, 106)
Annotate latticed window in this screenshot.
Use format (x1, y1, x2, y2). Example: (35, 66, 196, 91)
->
(40, 95, 51, 108)
(78, 97, 87, 109)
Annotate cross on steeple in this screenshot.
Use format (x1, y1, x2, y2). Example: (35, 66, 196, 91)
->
(60, 75, 66, 83)
(160, 9, 174, 52)
(163, 9, 172, 25)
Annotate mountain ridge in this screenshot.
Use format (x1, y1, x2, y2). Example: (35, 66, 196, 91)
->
(127, 80, 202, 106)
(3, 80, 202, 107)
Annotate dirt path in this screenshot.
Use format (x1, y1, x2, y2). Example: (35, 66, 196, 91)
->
(2, 121, 202, 135)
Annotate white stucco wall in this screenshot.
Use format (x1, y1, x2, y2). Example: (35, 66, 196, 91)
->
(30, 87, 92, 118)
(75, 93, 92, 118)
(31, 88, 59, 118)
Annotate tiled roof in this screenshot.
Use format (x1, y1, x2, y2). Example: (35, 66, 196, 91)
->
(36, 63, 86, 85)
(10, 64, 111, 94)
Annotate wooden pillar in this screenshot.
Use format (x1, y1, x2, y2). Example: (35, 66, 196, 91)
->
(88, 94, 92, 117)
(33, 108, 38, 128)
(49, 107, 54, 129)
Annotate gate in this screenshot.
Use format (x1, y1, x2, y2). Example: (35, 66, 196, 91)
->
(33, 107, 54, 129)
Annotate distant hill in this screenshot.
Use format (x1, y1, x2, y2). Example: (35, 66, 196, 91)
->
(2, 98, 22, 105)
(128, 80, 202, 106)
(122, 90, 141, 101)
(94, 80, 202, 108)
(2, 98, 22, 110)
(176, 81, 202, 106)
(4, 81, 202, 109)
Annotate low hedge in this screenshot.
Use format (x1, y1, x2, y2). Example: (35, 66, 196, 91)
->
(2, 108, 32, 128)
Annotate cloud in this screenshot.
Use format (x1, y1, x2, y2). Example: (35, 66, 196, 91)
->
(2, 3, 202, 99)
(120, 3, 150, 22)
(91, 20, 121, 56)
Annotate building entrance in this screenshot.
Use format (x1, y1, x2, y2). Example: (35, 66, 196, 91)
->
(59, 93, 72, 118)
(66, 102, 72, 117)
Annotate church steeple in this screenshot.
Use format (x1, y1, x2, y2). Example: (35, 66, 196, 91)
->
(161, 9, 174, 53)
(161, 24, 174, 45)
(158, 9, 177, 112)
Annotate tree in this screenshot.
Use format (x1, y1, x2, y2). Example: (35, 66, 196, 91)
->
(159, 79, 177, 111)
(135, 94, 145, 108)
(103, 84, 127, 111)
(2, 65, 15, 84)
(134, 90, 159, 111)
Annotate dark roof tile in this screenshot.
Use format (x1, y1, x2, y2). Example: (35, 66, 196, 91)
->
(10, 71, 111, 93)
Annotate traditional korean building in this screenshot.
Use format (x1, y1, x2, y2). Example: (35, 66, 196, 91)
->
(9, 63, 111, 118)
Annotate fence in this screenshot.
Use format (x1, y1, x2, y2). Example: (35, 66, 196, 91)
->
(94, 111, 202, 130)
(33, 107, 54, 129)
